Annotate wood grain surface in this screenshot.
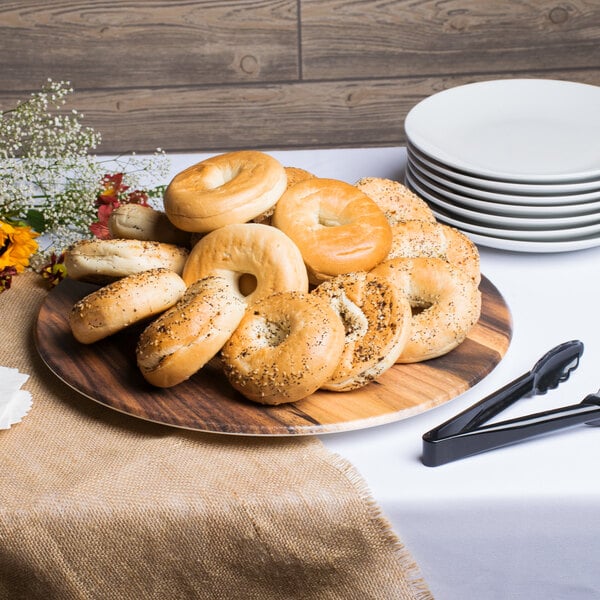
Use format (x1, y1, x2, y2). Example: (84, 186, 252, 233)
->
(2, 1, 599, 153)
(35, 276, 512, 436)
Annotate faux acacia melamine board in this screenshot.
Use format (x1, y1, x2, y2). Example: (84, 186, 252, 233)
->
(24, 69, 598, 153)
(36, 277, 511, 436)
(0, 0, 299, 89)
(300, 0, 600, 79)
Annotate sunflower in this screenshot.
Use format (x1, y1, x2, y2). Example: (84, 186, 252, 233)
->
(0, 220, 40, 273)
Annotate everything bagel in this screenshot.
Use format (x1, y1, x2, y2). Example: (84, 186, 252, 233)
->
(312, 271, 412, 391)
(220, 291, 345, 404)
(136, 276, 246, 388)
(371, 257, 481, 362)
(69, 268, 187, 344)
(355, 177, 436, 224)
(387, 220, 481, 284)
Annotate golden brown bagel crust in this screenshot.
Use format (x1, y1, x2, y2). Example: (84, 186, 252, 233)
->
(252, 166, 317, 225)
(163, 150, 287, 232)
(272, 177, 392, 283)
(284, 166, 315, 189)
(136, 276, 246, 388)
(355, 177, 436, 224)
(312, 271, 412, 391)
(371, 257, 481, 362)
(221, 291, 345, 405)
(108, 203, 191, 246)
(64, 238, 189, 284)
(387, 220, 481, 284)
(69, 268, 187, 344)
(182, 222, 308, 305)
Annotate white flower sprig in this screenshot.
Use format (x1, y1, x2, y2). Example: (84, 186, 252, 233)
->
(0, 79, 170, 261)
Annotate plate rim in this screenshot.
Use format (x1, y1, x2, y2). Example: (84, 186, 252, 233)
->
(407, 172, 600, 242)
(406, 165, 600, 229)
(406, 143, 600, 198)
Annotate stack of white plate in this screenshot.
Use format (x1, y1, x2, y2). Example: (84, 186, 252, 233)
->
(403, 79, 600, 252)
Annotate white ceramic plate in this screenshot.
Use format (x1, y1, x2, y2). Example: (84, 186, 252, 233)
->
(407, 173, 600, 241)
(407, 144, 600, 198)
(406, 167, 600, 230)
(454, 229, 600, 253)
(404, 79, 600, 183)
(406, 161, 600, 218)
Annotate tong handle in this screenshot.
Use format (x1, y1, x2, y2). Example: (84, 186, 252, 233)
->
(424, 340, 584, 440)
(423, 393, 600, 467)
(430, 371, 533, 440)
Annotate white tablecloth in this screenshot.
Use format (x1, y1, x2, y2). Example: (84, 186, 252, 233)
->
(168, 148, 600, 599)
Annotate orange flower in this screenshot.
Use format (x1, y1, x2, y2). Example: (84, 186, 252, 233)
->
(97, 172, 128, 206)
(0, 221, 39, 273)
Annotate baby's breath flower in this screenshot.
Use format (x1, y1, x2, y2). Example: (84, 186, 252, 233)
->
(0, 80, 170, 275)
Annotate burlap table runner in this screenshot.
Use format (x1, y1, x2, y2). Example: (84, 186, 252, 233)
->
(0, 272, 432, 600)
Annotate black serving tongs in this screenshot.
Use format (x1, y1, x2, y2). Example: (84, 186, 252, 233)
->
(422, 340, 600, 466)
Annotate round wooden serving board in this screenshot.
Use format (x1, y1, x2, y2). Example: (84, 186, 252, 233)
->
(35, 276, 512, 436)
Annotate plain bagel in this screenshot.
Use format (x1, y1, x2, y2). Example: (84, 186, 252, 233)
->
(220, 291, 345, 405)
(371, 256, 481, 362)
(182, 222, 309, 305)
(163, 150, 288, 232)
(64, 238, 189, 284)
(108, 203, 191, 246)
(69, 268, 187, 344)
(272, 177, 392, 283)
(136, 275, 246, 388)
(312, 271, 412, 391)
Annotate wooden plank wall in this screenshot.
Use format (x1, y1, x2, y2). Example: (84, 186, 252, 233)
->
(1, 0, 600, 154)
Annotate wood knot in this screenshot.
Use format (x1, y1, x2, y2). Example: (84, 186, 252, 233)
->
(345, 89, 365, 107)
(240, 55, 259, 75)
(549, 6, 569, 24)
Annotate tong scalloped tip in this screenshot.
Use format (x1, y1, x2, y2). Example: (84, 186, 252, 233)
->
(422, 340, 600, 467)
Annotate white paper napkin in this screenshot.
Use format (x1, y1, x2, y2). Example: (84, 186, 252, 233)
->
(0, 366, 33, 429)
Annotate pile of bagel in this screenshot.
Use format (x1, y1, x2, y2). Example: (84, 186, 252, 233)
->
(65, 150, 482, 405)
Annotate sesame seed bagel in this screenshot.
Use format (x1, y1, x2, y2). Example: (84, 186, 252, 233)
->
(284, 166, 315, 189)
(64, 238, 189, 284)
(312, 271, 412, 391)
(354, 177, 436, 224)
(221, 291, 345, 405)
(108, 203, 191, 246)
(69, 268, 187, 344)
(182, 222, 309, 305)
(163, 150, 287, 233)
(387, 220, 481, 284)
(371, 257, 481, 363)
(272, 177, 392, 283)
(136, 276, 246, 388)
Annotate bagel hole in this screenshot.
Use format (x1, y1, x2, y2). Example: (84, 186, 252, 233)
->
(332, 294, 369, 341)
(238, 273, 258, 296)
(318, 205, 343, 228)
(206, 164, 241, 189)
(319, 214, 342, 228)
(263, 319, 291, 347)
(411, 302, 433, 316)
